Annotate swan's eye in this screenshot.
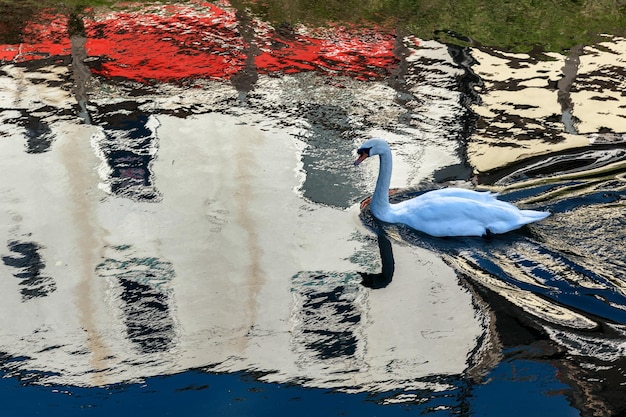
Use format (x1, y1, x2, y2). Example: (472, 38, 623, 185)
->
(357, 147, 371, 157)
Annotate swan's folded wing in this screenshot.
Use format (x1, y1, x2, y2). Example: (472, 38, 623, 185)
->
(392, 196, 548, 237)
(420, 188, 500, 202)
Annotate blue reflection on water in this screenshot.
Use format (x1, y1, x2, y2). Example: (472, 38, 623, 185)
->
(0, 362, 579, 417)
(0, 371, 411, 416)
(471, 359, 580, 417)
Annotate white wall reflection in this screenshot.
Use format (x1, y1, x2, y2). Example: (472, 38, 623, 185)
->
(468, 36, 626, 173)
(0, 60, 484, 391)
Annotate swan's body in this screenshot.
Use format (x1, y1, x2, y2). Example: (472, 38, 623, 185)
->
(354, 139, 550, 237)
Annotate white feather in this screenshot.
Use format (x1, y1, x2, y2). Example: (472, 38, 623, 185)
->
(356, 139, 550, 237)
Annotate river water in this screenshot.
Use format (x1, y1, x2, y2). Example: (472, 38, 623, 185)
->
(0, 2, 625, 416)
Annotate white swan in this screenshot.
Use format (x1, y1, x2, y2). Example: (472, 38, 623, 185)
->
(354, 138, 550, 237)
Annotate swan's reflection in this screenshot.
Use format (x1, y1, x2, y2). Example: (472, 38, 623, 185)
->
(359, 231, 394, 289)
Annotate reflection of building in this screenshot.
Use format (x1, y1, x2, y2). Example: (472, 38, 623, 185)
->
(468, 37, 626, 174)
(91, 105, 161, 202)
(0, 97, 484, 392)
(96, 246, 176, 354)
(290, 271, 367, 385)
(2, 241, 56, 300)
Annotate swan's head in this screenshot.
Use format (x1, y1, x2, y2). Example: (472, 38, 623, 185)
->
(354, 138, 390, 166)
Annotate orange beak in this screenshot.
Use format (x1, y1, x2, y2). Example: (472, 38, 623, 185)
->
(354, 152, 368, 166)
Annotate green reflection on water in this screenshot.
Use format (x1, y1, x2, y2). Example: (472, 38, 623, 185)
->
(235, 0, 626, 52)
(1, 0, 626, 52)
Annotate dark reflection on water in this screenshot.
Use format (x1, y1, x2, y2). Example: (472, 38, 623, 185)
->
(2, 240, 56, 300)
(0, 365, 488, 417)
(300, 286, 360, 359)
(96, 248, 176, 354)
(118, 278, 174, 354)
(291, 272, 362, 362)
(21, 114, 54, 153)
(0, 347, 579, 416)
(90, 103, 161, 202)
(2, 111, 55, 153)
(359, 231, 394, 289)
(299, 104, 364, 208)
(358, 141, 625, 415)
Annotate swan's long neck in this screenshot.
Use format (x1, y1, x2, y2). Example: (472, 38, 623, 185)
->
(370, 149, 393, 220)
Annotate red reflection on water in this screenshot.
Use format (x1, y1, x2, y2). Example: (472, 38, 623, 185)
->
(255, 27, 398, 81)
(84, 2, 247, 82)
(0, 12, 71, 61)
(0, 1, 403, 83)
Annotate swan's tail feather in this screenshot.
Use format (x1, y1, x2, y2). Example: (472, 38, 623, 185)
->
(520, 209, 551, 222)
(489, 209, 549, 235)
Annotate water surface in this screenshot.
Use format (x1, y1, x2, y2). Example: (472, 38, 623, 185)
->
(0, 2, 625, 416)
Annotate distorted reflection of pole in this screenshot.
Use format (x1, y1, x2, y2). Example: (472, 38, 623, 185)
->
(558, 45, 582, 135)
(69, 13, 92, 124)
(359, 231, 394, 289)
(231, 8, 259, 105)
